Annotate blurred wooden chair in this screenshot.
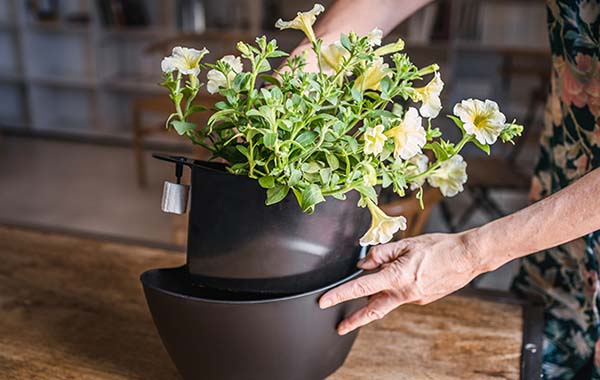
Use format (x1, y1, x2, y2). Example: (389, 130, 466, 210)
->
(381, 187, 444, 239)
(133, 31, 255, 187)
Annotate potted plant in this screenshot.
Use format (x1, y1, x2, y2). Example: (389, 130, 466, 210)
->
(156, 3, 522, 294)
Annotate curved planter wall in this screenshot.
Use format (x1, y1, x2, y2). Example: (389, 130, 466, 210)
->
(141, 266, 365, 380)
(156, 155, 371, 294)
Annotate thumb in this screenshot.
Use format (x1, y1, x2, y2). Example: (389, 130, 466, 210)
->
(358, 240, 407, 270)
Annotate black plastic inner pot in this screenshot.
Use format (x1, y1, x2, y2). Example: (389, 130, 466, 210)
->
(141, 265, 364, 302)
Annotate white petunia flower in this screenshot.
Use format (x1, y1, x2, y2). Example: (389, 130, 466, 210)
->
(427, 155, 467, 197)
(206, 55, 244, 94)
(362, 161, 378, 186)
(384, 107, 427, 160)
(367, 27, 383, 46)
(406, 153, 429, 190)
(453, 99, 506, 145)
(161, 46, 209, 76)
(354, 57, 390, 92)
(360, 199, 407, 246)
(363, 124, 387, 156)
(414, 72, 444, 118)
(321, 41, 349, 73)
(275, 3, 325, 43)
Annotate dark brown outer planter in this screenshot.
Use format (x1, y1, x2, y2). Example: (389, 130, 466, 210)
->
(141, 266, 366, 380)
(154, 154, 371, 294)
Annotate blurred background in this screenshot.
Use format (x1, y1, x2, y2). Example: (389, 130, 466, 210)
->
(0, 0, 550, 289)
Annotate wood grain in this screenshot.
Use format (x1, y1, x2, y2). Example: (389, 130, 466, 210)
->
(0, 226, 522, 380)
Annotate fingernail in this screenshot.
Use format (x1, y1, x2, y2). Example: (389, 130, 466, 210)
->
(320, 299, 332, 309)
(356, 259, 366, 268)
(338, 327, 348, 336)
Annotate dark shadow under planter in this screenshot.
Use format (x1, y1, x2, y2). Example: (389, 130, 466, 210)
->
(154, 154, 371, 294)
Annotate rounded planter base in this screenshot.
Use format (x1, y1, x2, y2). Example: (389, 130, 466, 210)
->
(141, 266, 365, 380)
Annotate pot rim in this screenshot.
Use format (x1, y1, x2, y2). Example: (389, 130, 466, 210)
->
(140, 264, 365, 305)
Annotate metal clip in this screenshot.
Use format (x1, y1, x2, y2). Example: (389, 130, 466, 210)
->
(161, 161, 189, 215)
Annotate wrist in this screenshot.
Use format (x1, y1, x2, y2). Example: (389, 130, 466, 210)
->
(459, 228, 504, 275)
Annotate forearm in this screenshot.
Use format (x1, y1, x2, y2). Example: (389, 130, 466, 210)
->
(315, 0, 432, 43)
(466, 168, 600, 272)
(293, 0, 434, 50)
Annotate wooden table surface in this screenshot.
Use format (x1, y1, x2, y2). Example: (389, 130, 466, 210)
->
(0, 226, 526, 380)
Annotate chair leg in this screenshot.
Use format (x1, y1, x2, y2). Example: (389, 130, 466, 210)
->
(132, 101, 147, 187)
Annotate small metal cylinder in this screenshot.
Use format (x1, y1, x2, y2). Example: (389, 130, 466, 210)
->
(161, 181, 189, 215)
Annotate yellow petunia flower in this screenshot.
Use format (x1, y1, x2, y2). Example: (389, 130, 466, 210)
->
(359, 199, 407, 246)
(363, 124, 387, 156)
(275, 4, 325, 43)
(161, 46, 209, 77)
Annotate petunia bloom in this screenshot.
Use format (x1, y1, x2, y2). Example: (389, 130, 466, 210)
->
(359, 199, 407, 246)
(453, 99, 506, 145)
(413, 72, 444, 118)
(367, 27, 383, 46)
(363, 124, 387, 156)
(362, 161, 378, 186)
(427, 155, 467, 197)
(384, 107, 427, 160)
(354, 57, 390, 92)
(275, 3, 325, 43)
(161, 46, 209, 77)
(407, 153, 429, 190)
(321, 41, 349, 73)
(207, 55, 244, 94)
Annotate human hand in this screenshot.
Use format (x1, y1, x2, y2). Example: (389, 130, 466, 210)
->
(320, 233, 487, 335)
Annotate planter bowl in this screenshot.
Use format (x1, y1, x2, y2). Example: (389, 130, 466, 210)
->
(141, 266, 365, 380)
(154, 154, 371, 294)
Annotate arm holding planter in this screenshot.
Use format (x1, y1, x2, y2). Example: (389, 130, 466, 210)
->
(320, 168, 600, 334)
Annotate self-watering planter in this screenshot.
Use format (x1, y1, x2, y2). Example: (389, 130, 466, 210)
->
(154, 154, 371, 294)
(141, 266, 366, 380)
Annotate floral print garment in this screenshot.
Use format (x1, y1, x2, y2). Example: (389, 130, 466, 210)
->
(512, 0, 600, 378)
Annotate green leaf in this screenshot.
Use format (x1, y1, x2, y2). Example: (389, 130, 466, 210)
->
(296, 131, 318, 147)
(266, 184, 289, 206)
(268, 50, 289, 58)
(351, 88, 363, 102)
(258, 176, 275, 189)
(380, 76, 392, 94)
(340, 34, 351, 51)
(170, 120, 197, 135)
(260, 74, 281, 87)
(325, 152, 339, 171)
(356, 185, 377, 203)
(319, 168, 332, 184)
(382, 170, 392, 188)
(471, 138, 491, 155)
(424, 141, 449, 161)
(236, 145, 250, 158)
(288, 168, 302, 186)
(187, 105, 207, 114)
(263, 131, 277, 148)
(256, 59, 271, 73)
(302, 161, 320, 173)
(331, 192, 347, 201)
(300, 184, 326, 213)
(447, 115, 466, 134)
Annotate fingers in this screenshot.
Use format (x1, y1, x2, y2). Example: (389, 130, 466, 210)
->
(319, 271, 391, 309)
(337, 292, 402, 335)
(357, 240, 407, 270)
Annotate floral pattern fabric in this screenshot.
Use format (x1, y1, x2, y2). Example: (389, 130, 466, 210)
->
(512, 0, 600, 379)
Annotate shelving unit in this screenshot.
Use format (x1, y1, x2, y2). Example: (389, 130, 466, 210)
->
(0, 0, 178, 139)
(0, 0, 549, 143)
